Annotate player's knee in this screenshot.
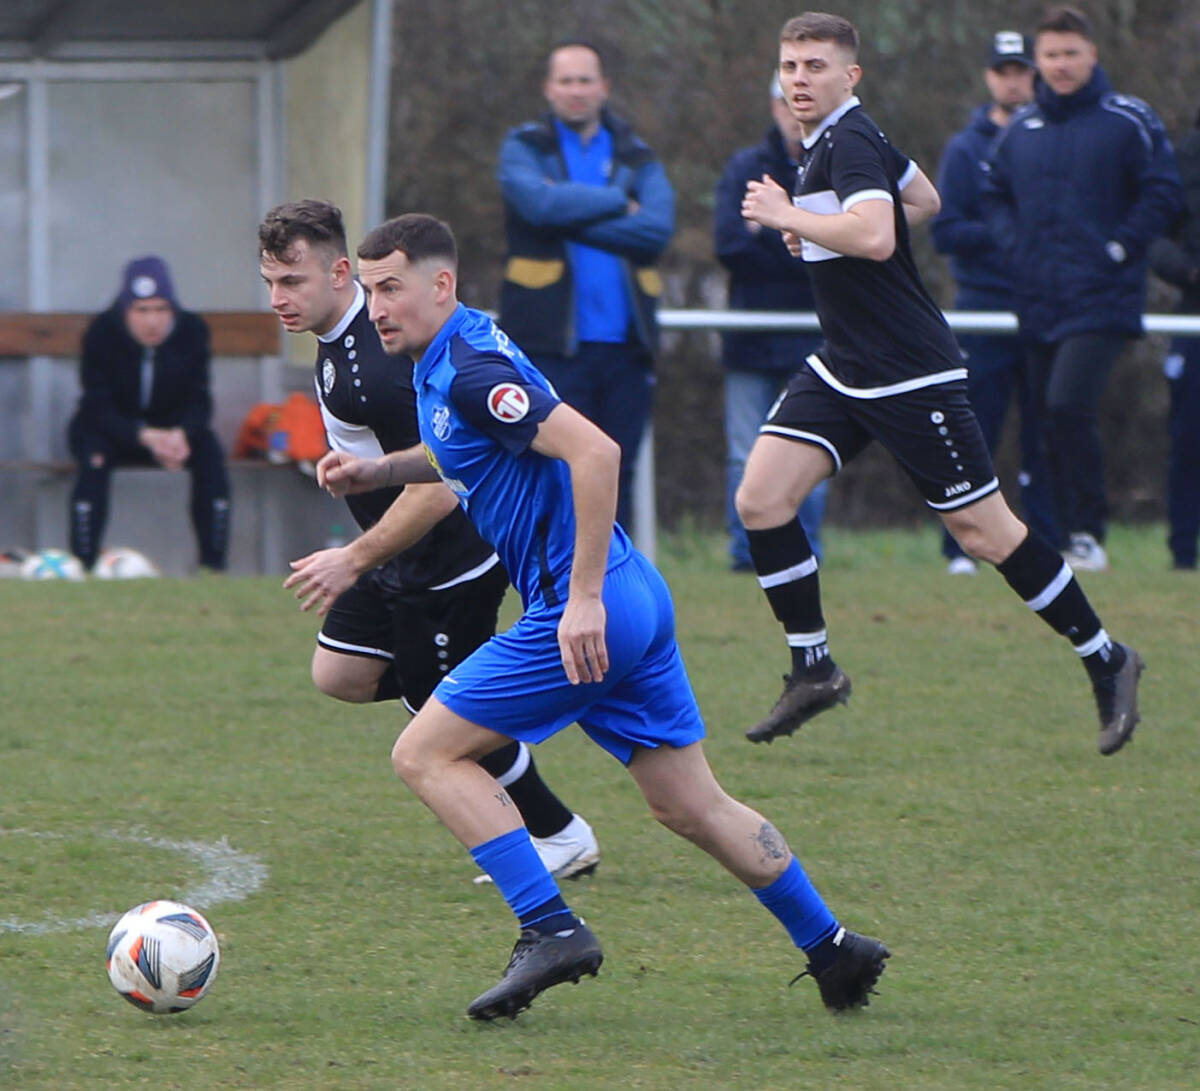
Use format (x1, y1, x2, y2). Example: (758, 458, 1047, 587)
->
(390, 733, 421, 784)
(645, 795, 707, 841)
(734, 480, 778, 530)
(310, 655, 376, 703)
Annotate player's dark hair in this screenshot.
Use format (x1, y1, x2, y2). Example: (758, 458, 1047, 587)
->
(1036, 5, 1094, 40)
(357, 214, 458, 267)
(258, 200, 348, 264)
(780, 12, 859, 58)
(547, 38, 606, 76)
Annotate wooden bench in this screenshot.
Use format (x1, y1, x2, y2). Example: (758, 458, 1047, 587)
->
(0, 311, 280, 357)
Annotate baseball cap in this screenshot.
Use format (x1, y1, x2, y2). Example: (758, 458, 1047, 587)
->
(987, 30, 1035, 70)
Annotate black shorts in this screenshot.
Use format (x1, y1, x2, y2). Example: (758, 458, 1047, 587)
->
(761, 361, 1000, 511)
(318, 557, 509, 708)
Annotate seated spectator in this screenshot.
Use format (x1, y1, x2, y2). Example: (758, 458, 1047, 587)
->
(67, 256, 230, 572)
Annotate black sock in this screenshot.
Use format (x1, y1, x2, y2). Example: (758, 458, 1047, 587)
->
(996, 533, 1112, 657)
(478, 742, 573, 839)
(746, 520, 832, 678)
(520, 896, 576, 935)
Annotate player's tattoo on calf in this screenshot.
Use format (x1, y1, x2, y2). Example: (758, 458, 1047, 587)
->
(753, 822, 788, 861)
(493, 789, 514, 808)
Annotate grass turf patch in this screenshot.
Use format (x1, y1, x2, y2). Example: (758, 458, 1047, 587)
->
(1, 524, 1197, 1089)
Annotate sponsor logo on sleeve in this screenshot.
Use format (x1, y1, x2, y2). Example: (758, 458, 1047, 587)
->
(487, 383, 530, 423)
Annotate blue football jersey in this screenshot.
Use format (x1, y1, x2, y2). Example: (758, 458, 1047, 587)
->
(414, 304, 633, 608)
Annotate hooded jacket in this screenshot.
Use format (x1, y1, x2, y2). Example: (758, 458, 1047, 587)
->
(1150, 112, 1200, 313)
(497, 107, 674, 357)
(73, 303, 213, 448)
(713, 124, 819, 373)
(931, 105, 1015, 300)
(982, 66, 1182, 341)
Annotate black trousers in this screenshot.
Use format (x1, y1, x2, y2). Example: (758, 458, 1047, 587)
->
(68, 420, 231, 570)
(1027, 334, 1129, 546)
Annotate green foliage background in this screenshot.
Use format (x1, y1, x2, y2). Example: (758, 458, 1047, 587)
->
(383, 0, 1200, 527)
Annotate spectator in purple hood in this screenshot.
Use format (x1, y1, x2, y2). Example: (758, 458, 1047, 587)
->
(67, 255, 230, 571)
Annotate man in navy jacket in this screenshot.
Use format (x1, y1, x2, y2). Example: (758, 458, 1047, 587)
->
(931, 31, 1058, 574)
(1150, 107, 1200, 570)
(497, 41, 674, 529)
(982, 6, 1182, 571)
(714, 75, 827, 570)
(67, 256, 230, 571)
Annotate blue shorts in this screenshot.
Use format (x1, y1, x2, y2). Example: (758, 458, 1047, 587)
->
(432, 551, 706, 764)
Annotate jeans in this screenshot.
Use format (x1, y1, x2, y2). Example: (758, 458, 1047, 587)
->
(725, 368, 827, 567)
(532, 342, 653, 531)
(1164, 337, 1200, 567)
(1028, 333, 1128, 546)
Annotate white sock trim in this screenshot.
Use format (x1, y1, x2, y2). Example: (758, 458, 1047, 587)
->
(1024, 561, 1073, 613)
(758, 555, 819, 589)
(1073, 628, 1110, 657)
(786, 629, 828, 648)
(492, 741, 531, 787)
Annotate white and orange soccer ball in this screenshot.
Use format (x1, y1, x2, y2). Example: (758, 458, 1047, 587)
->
(105, 900, 220, 1013)
(93, 547, 161, 580)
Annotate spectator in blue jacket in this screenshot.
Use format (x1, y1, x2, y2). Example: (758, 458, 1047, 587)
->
(67, 256, 230, 572)
(715, 75, 828, 571)
(982, 6, 1182, 571)
(498, 40, 675, 530)
(931, 31, 1058, 575)
(1150, 106, 1200, 570)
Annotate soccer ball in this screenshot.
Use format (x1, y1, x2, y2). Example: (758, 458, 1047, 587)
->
(94, 547, 161, 580)
(20, 548, 85, 581)
(105, 900, 220, 1013)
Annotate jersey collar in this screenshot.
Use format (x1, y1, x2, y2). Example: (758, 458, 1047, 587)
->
(801, 95, 861, 149)
(414, 302, 469, 386)
(317, 281, 365, 343)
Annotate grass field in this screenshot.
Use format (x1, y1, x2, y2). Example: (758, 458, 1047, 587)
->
(2, 524, 1198, 1089)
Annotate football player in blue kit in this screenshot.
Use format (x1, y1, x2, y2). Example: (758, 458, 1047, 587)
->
(257, 200, 599, 882)
(320, 211, 891, 1021)
(736, 12, 1144, 756)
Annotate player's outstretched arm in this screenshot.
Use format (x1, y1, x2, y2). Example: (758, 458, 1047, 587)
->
(530, 404, 619, 685)
(318, 444, 440, 497)
(284, 482, 461, 614)
(742, 174, 896, 262)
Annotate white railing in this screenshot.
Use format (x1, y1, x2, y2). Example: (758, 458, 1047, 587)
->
(629, 308, 1200, 561)
(658, 309, 1200, 335)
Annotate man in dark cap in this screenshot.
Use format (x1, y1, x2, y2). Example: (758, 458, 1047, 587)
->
(67, 255, 231, 571)
(930, 30, 1058, 575)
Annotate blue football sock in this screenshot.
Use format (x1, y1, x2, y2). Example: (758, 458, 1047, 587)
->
(752, 857, 839, 955)
(470, 828, 572, 933)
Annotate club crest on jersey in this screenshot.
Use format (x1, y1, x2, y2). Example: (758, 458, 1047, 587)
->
(487, 383, 530, 423)
(322, 359, 336, 394)
(432, 404, 451, 441)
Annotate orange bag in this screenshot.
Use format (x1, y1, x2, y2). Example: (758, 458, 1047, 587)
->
(234, 393, 328, 463)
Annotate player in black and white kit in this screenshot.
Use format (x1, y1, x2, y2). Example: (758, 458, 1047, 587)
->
(736, 13, 1143, 756)
(258, 200, 600, 877)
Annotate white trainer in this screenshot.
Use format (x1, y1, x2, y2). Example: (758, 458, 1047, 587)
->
(473, 814, 600, 885)
(946, 556, 978, 575)
(1064, 532, 1109, 572)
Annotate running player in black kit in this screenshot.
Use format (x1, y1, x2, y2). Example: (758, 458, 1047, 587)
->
(260, 200, 600, 875)
(736, 13, 1143, 757)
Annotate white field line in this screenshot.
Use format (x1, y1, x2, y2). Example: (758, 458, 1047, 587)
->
(0, 828, 268, 934)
